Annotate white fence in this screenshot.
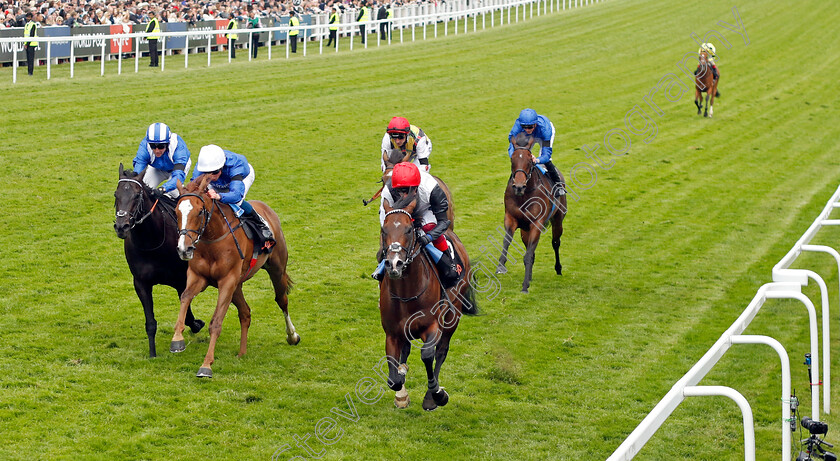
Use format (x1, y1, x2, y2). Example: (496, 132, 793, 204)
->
(609, 185, 840, 460)
(0, 0, 605, 83)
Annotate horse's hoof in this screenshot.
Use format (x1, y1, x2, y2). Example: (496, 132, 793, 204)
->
(555, 264, 562, 275)
(170, 340, 186, 353)
(287, 333, 301, 346)
(422, 390, 438, 411)
(395, 386, 410, 408)
(196, 367, 213, 378)
(432, 388, 449, 407)
(496, 266, 507, 275)
(189, 319, 205, 334)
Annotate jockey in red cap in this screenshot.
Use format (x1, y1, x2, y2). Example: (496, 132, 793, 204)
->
(372, 162, 460, 287)
(381, 116, 433, 173)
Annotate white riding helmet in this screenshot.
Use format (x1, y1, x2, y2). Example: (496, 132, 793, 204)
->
(703, 43, 716, 54)
(197, 144, 226, 172)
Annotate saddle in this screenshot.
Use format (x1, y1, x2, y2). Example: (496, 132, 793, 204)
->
(239, 213, 275, 256)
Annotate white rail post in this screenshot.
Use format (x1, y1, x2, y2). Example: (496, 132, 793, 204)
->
(100, 40, 105, 76)
(682, 386, 755, 461)
(13, 46, 17, 83)
(766, 289, 821, 420)
(118, 39, 122, 75)
(184, 36, 189, 68)
(730, 335, 792, 461)
(161, 36, 165, 71)
(71, 41, 75, 78)
(207, 36, 211, 66)
(47, 42, 51, 80)
(800, 243, 840, 415)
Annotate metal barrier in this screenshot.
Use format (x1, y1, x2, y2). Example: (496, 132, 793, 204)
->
(0, 0, 605, 83)
(610, 185, 840, 460)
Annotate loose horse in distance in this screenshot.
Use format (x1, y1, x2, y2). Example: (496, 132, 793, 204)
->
(170, 174, 300, 378)
(379, 197, 478, 410)
(695, 51, 719, 118)
(114, 164, 205, 357)
(497, 134, 567, 293)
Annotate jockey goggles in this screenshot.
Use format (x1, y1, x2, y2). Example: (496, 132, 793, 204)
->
(389, 133, 406, 140)
(150, 142, 169, 150)
(520, 124, 536, 130)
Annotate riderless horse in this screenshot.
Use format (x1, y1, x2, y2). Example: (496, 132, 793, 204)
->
(114, 164, 205, 357)
(497, 134, 567, 293)
(695, 50, 720, 118)
(378, 196, 478, 410)
(170, 175, 299, 378)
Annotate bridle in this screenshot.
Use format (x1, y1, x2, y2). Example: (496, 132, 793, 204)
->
(509, 148, 535, 187)
(382, 208, 432, 302)
(177, 192, 213, 247)
(381, 208, 422, 269)
(116, 178, 156, 230)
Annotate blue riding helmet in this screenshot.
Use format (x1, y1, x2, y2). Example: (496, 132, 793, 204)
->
(518, 108, 538, 126)
(146, 122, 171, 144)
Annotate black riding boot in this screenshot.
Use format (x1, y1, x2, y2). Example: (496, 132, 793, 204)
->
(243, 208, 275, 252)
(435, 250, 461, 289)
(543, 161, 566, 198)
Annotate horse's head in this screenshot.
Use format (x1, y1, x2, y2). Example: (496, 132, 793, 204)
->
(510, 133, 536, 196)
(699, 51, 708, 66)
(174, 175, 212, 260)
(381, 194, 418, 279)
(382, 148, 409, 183)
(114, 163, 148, 239)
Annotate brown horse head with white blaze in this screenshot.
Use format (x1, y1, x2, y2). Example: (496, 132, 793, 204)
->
(174, 175, 213, 261)
(510, 133, 536, 196)
(381, 194, 418, 279)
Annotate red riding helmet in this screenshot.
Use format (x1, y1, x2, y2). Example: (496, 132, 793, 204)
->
(391, 162, 421, 188)
(386, 116, 410, 134)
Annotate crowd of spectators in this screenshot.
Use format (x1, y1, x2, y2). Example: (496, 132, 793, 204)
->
(0, 0, 427, 29)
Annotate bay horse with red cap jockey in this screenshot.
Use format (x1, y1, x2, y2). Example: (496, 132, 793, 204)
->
(376, 162, 479, 410)
(169, 146, 299, 378)
(497, 132, 567, 293)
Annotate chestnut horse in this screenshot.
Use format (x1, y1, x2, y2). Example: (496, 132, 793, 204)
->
(170, 175, 300, 378)
(695, 51, 719, 118)
(379, 196, 478, 410)
(114, 164, 205, 357)
(496, 134, 567, 293)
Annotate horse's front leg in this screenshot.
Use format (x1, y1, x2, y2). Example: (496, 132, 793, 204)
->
(196, 274, 238, 378)
(231, 285, 251, 358)
(704, 92, 710, 117)
(133, 278, 158, 358)
(385, 334, 409, 408)
(420, 326, 447, 411)
(171, 270, 208, 353)
(496, 214, 518, 274)
(695, 88, 702, 114)
(521, 228, 541, 294)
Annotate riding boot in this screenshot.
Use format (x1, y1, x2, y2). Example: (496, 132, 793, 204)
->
(543, 161, 566, 198)
(371, 260, 386, 281)
(712, 67, 720, 97)
(243, 208, 275, 253)
(435, 250, 461, 289)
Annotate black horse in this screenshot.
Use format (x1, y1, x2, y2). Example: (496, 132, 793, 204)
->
(114, 164, 205, 357)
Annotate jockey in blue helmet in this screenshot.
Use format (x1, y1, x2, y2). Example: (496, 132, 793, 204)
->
(132, 122, 192, 199)
(508, 109, 565, 197)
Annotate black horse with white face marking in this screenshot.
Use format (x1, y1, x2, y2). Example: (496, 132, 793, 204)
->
(114, 163, 205, 357)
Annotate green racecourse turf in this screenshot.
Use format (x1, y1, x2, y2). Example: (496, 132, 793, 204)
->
(1, 0, 840, 459)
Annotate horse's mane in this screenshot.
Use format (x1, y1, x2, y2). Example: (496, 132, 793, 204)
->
(391, 187, 417, 210)
(513, 132, 533, 150)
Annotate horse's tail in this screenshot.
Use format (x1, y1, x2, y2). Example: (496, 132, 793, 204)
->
(282, 271, 294, 294)
(461, 284, 480, 316)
